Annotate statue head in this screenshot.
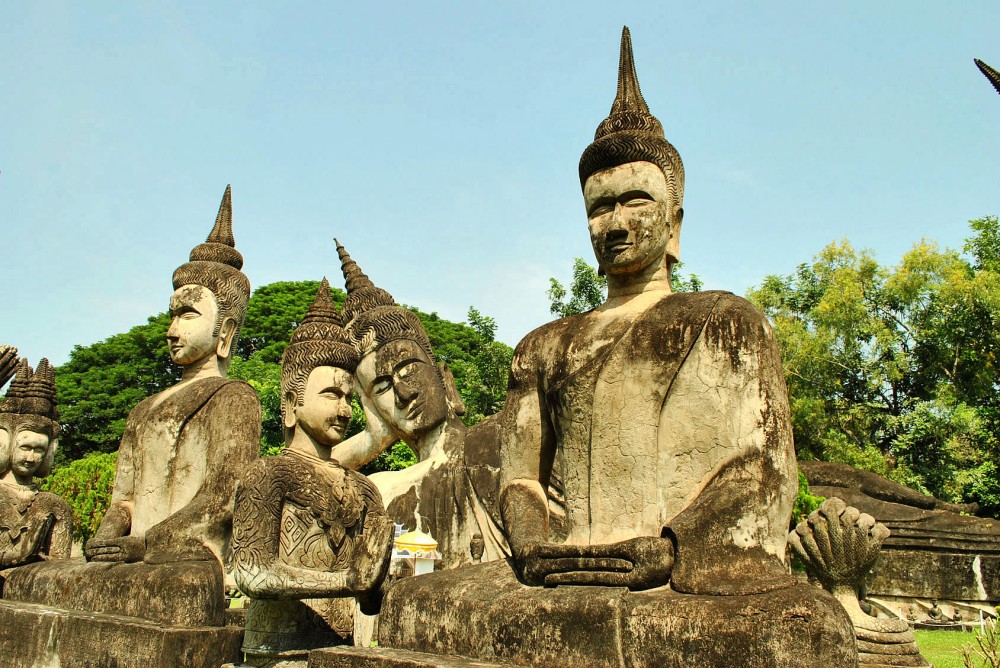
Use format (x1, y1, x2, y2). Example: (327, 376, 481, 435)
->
(0, 359, 59, 483)
(579, 27, 684, 277)
(280, 278, 359, 447)
(337, 241, 464, 445)
(169, 185, 250, 369)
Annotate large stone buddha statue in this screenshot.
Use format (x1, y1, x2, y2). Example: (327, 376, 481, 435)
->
(0, 187, 260, 668)
(318, 28, 857, 668)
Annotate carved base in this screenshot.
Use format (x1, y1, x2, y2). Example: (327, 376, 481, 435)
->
(375, 560, 857, 668)
(0, 599, 243, 668)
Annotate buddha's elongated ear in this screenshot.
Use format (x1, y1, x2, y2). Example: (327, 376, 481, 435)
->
(282, 391, 298, 429)
(216, 316, 238, 359)
(666, 206, 684, 265)
(438, 362, 465, 417)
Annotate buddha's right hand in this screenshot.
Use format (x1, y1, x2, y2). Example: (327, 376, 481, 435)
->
(84, 535, 146, 563)
(517, 536, 674, 591)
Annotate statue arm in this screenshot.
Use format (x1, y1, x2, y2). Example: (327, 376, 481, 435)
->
(498, 335, 555, 557)
(662, 295, 797, 596)
(85, 414, 139, 559)
(144, 382, 261, 563)
(330, 389, 401, 470)
(40, 493, 73, 560)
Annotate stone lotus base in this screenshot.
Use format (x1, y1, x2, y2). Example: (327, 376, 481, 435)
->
(369, 560, 857, 668)
(0, 599, 243, 668)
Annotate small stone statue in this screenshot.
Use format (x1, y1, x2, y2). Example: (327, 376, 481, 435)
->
(0, 345, 20, 389)
(0, 359, 72, 567)
(84, 184, 260, 567)
(789, 498, 930, 667)
(232, 279, 393, 665)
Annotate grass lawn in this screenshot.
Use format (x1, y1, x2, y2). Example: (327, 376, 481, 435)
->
(914, 629, 978, 668)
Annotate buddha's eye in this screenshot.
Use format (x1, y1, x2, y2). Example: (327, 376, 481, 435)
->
(589, 204, 614, 218)
(373, 379, 392, 395)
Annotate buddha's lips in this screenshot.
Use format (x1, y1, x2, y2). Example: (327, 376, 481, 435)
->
(608, 241, 632, 253)
(405, 401, 424, 419)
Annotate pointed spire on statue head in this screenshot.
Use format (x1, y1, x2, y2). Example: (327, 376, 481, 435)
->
(336, 239, 396, 323)
(610, 27, 650, 117)
(187, 184, 243, 270)
(975, 58, 1000, 96)
(207, 184, 235, 247)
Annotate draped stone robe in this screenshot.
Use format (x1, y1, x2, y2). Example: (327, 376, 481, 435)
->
(502, 290, 797, 595)
(109, 376, 260, 564)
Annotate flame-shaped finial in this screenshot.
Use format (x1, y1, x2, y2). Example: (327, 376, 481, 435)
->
(207, 184, 235, 247)
(335, 238, 376, 294)
(186, 185, 243, 270)
(975, 59, 1000, 96)
(610, 27, 650, 117)
(335, 240, 399, 324)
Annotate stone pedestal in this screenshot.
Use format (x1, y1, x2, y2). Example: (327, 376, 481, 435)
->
(372, 561, 857, 668)
(0, 557, 243, 667)
(0, 599, 243, 668)
(309, 646, 510, 667)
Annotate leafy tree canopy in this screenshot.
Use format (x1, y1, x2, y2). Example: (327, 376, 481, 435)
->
(547, 258, 701, 317)
(748, 217, 1000, 515)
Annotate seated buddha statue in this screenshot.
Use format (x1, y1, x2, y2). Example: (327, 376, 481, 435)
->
(2, 186, 261, 630)
(232, 279, 393, 665)
(0, 358, 72, 569)
(364, 28, 857, 668)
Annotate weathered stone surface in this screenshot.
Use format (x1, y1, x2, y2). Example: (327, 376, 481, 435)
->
(869, 549, 999, 601)
(0, 358, 73, 567)
(309, 646, 510, 667)
(233, 279, 393, 664)
(0, 599, 243, 668)
(3, 557, 226, 626)
(378, 560, 855, 668)
(0, 345, 18, 388)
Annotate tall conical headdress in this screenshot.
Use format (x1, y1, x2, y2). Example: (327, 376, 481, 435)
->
(172, 185, 251, 343)
(281, 278, 358, 412)
(579, 27, 684, 204)
(336, 241, 435, 361)
(0, 358, 59, 433)
(975, 58, 1000, 96)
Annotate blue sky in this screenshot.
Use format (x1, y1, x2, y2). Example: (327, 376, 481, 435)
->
(2, 2, 998, 366)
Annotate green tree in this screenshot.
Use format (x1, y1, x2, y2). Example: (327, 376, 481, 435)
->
(748, 218, 1000, 515)
(458, 307, 515, 424)
(40, 451, 117, 542)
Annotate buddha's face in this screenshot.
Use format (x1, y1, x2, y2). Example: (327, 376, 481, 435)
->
(10, 429, 50, 479)
(583, 161, 679, 276)
(167, 284, 220, 365)
(356, 338, 449, 441)
(293, 365, 354, 447)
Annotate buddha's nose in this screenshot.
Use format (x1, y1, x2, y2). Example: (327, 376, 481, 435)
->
(395, 380, 418, 407)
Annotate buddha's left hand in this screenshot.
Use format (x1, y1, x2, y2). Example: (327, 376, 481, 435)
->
(521, 536, 673, 591)
(85, 535, 146, 563)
